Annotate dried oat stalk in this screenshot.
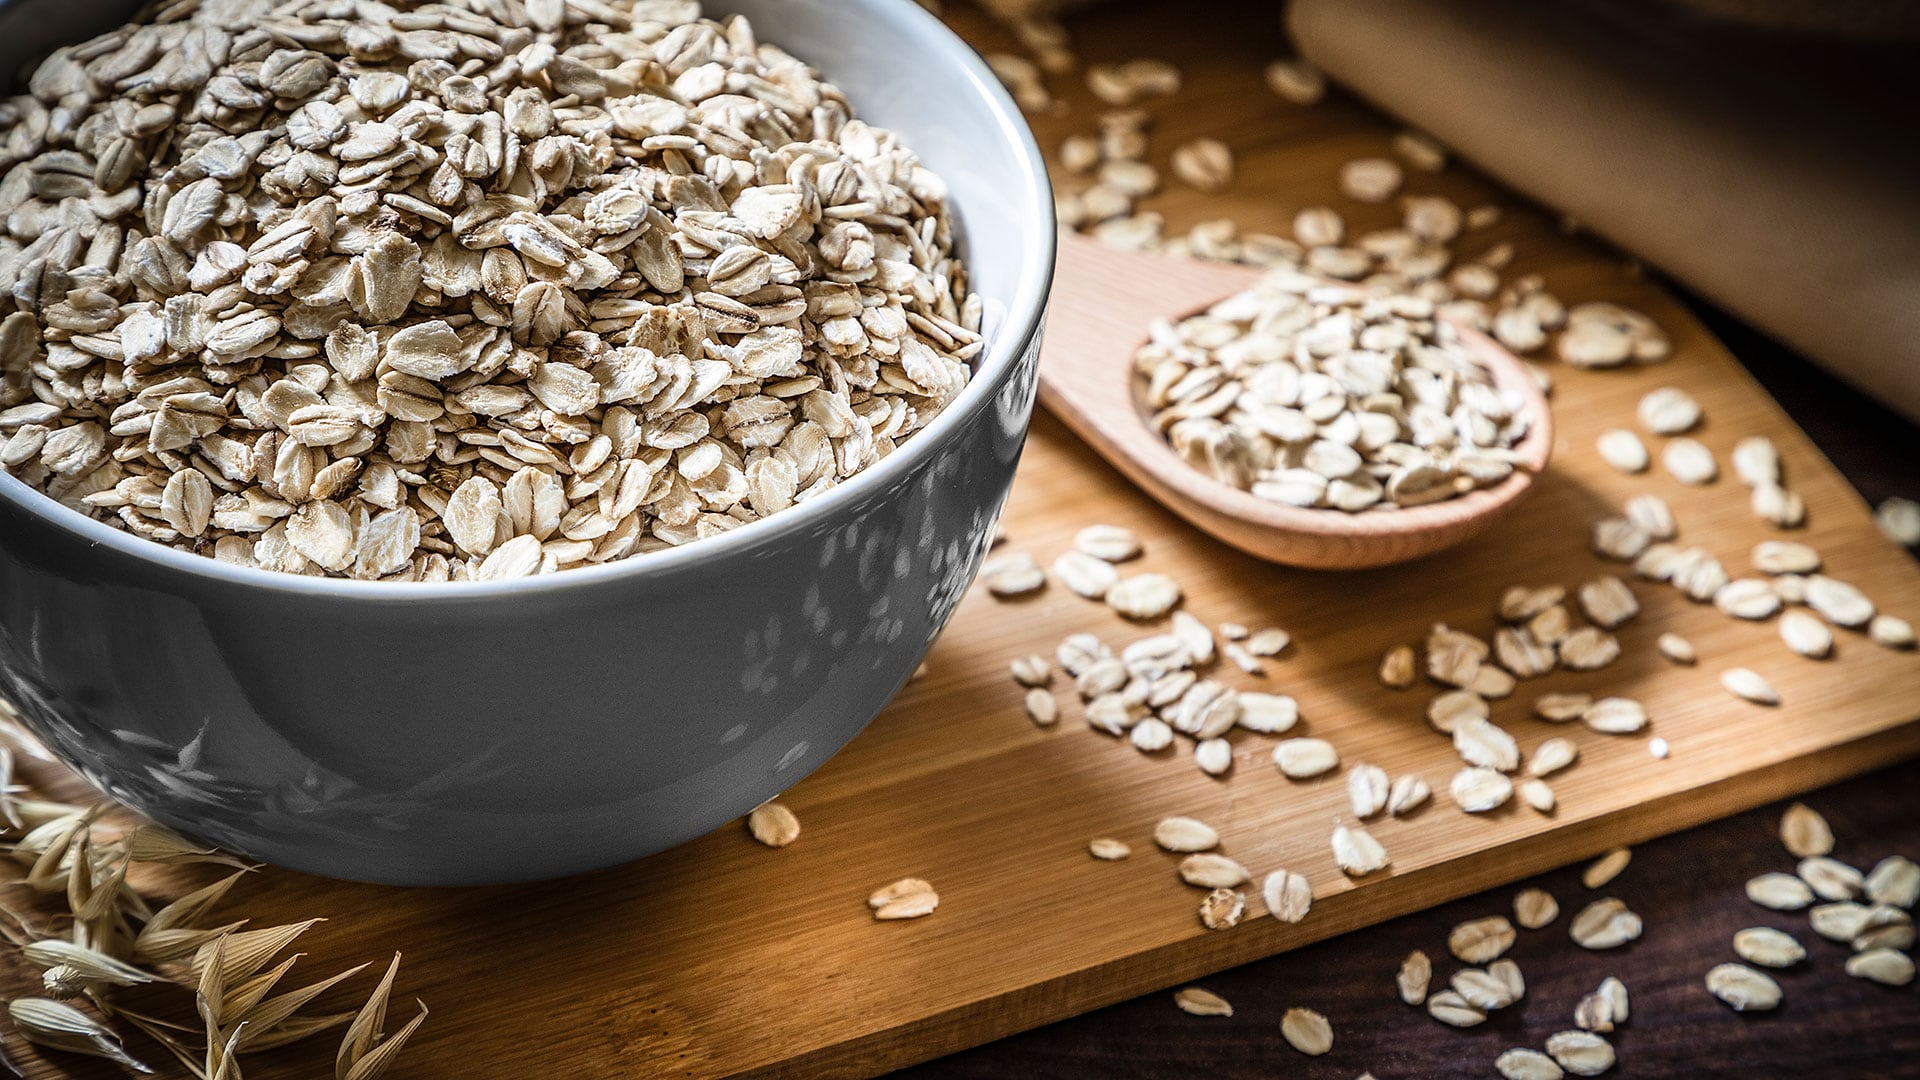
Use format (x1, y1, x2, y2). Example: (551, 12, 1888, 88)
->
(0, 713, 424, 1077)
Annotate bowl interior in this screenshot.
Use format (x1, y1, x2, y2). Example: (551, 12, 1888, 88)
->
(0, 0, 1055, 594)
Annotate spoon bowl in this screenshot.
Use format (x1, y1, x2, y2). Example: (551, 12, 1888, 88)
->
(1038, 232, 1553, 570)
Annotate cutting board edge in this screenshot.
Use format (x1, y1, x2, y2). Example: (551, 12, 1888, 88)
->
(736, 714, 1920, 1079)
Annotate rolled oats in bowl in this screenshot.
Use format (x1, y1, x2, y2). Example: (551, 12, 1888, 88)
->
(0, 0, 979, 580)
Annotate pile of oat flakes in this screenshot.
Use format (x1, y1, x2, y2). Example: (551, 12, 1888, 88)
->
(0, 0, 979, 580)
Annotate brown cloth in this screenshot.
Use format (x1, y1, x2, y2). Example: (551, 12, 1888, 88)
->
(1289, 0, 1920, 420)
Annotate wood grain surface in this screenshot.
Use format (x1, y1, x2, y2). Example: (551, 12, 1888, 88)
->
(3, 2, 1918, 1078)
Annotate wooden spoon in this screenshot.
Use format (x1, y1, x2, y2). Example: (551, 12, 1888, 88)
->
(1037, 231, 1554, 570)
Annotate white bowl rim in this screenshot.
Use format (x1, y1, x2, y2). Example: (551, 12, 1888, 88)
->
(0, 2, 1057, 600)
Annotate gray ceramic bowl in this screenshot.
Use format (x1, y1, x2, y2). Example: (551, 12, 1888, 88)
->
(0, 0, 1053, 884)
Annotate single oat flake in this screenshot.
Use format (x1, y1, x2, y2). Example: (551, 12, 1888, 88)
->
(746, 802, 800, 849)
(1451, 767, 1513, 813)
(1425, 989, 1487, 1027)
(1569, 898, 1643, 950)
(1398, 949, 1432, 1004)
(1497, 1048, 1564, 1080)
(1514, 887, 1560, 929)
(1179, 853, 1251, 889)
(1745, 872, 1815, 911)
(1264, 869, 1314, 923)
(1173, 986, 1233, 1017)
(1545, 1030, 1615, 1077)
(869, 878, 939, 920)
(1332, 824, 1390, 876)
(1582, 848, 1632, 889)
(1720, 668, 1780, 706)
(1199, 888, 1246, 930)
(1778, 802, 1834, 858)
(1280, 1007, 1333, 1056)
(1153, 816, 1219, 853)
(1706, 963, 1781, 1011)
(1449, 916, 1517, 964)
(1732, 926, 1806, 968)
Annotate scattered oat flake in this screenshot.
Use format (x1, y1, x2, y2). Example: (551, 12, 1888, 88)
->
(1596, 429, 1649, 474)
(1706, 963, 1781, 1011)
(1720, 667, 1780, 705)
(1582, 848, 1632, 889)
(1052, 550, 1119, 599)
(983, 553, 1046, 597)
(1497, 1048, 1565, 1080)
(1089, 838, 1132, 861)
(1398, 949, 1432, 1004)
(1806, 575, 1874, 627)
(1180, 853, 1251, 888)
(747, 802, 800, 848)
(1779, 611, 1834, 658)
(1876, 496, 1920, 546)
(1514, 888, 1560, 929)
(1870, 614, 1917, 649)
(869, 878, 939, 920)
(1265, 58, 1327, 104)
(1392, 129, 1448, 172)
(1529, 738, 1577, 778)
(1778, 802, 1834, 858)
(1332, 824, 1390, 876)
(1733, 926, 1806, 968)
(1657, 632, 1697, 665)
(1340, 157, 1403, 203)
(1637, 387, 1701, 434)
(1426, 989, 1487, 1027)
(1274, 738, 1341, 779)
(1281, 1007, 1334, 1056)
(1746, 872, 1815, 910)
(1569, 898, 1642, 949)
(1389, 774, 1433, 817)
(1348, 764, 1390, 818)
(1865, 855, 1920, 907)
(1107, 573, 1182, 619)
(1194, 738, 1234, 776)
(1378, 645, 1417, 689)
(1264, 869, 1314, 923)
(1519, 778, 1556, 813)
(1452, 966, 1515, 1010)
(1199, 887, 1247, 930)
(1154, 816, 1219, 853)
(1023, 687, 1059, 727)
(1662, 438, 1718, 485)
(1450, 916, 1517, 963)
(1797, 855, 1864, 900)
(1074, 524, 1141, 562)
(1451, 767, 1513, 813)
(1545, 1030, 1615, 1076)
(1847, 948, 1916, 986)
(1174, 986, 1233, 1017)
(1009, 654, 1052, 687)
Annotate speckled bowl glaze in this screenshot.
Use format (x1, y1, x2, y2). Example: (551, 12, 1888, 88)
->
(0, 0, 1054, 884)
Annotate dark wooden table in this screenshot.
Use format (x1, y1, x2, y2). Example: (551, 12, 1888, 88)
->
(901, 209, 1920, 1080)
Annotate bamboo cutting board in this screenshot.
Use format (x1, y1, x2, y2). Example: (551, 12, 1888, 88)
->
(5, 2, 1920, 1077)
